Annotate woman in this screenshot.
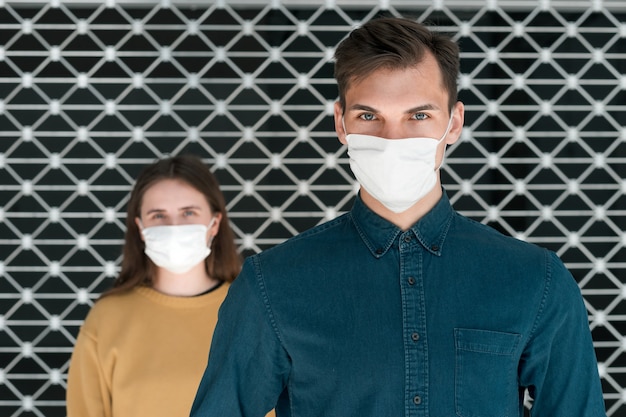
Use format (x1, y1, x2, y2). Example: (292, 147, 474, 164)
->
(66, 155, 241, 417)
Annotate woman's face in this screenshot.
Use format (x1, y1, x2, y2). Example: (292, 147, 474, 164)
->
(135, 178, 221, 238)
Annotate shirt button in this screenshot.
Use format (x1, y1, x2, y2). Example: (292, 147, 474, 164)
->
(404, 235, 411, 243)
(413, 395, 422, 405)
(411, 332, 420, 341)
(375, 248, 383, 255)
(431, 244, 439, 251)
(408, 277, 416, 285)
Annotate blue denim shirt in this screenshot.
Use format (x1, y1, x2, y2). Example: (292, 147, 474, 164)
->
(191, 191, 606, 417)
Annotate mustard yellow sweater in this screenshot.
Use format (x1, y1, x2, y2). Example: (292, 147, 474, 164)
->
(66, 283, 230, 417)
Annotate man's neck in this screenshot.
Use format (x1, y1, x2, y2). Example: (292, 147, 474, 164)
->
(359, 182, 443, 231)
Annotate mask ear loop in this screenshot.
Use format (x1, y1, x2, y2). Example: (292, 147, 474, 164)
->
(137, 219, 146, 235)
(206, 217, 217, 249)
(436, 115, 455, 172)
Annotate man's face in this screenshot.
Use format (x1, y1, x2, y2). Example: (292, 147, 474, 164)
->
(334, 52, 464, 165)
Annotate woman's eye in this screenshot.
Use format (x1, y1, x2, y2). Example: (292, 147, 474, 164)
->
(359, 113, 376, 121)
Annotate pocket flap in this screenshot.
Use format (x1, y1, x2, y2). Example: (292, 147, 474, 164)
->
(455, 328, 520, 355)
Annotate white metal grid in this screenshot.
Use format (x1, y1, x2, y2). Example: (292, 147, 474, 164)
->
(0, 1, 624, 416)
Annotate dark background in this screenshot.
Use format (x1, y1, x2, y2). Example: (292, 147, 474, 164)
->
(0, 1, 624, 415)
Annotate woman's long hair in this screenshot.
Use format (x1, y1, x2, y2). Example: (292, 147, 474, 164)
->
(100, 155, 241, 298)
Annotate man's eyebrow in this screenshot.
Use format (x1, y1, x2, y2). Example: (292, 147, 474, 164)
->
(348, 104, 379, 113)
(405, 104, 439, 113)
(347, 103, 440, 114)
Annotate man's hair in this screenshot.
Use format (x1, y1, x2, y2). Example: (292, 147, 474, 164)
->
(100, 154, 241, 298)
(334, 17, 460, 112)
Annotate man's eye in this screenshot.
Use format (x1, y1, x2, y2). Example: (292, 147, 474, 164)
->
(412, 113, 428, 120)
(359, 113, 376, 121)
(183, 210, 196, 217)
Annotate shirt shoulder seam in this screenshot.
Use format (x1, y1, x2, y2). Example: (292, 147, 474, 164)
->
(251, 254, 287, 346)
(526, 249, 554, 341)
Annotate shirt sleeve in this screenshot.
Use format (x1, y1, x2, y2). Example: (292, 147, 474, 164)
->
(66, 322, 112, 417)
(190, 256, 291, 417)
(519, 251, 606, 416)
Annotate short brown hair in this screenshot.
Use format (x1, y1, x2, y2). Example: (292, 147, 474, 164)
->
(334, 17, 460, 112)
(101, 155, 241, 298)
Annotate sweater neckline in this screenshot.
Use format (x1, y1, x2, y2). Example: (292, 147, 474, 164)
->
(134, 283, 228, 309)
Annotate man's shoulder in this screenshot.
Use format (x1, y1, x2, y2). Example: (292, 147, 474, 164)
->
(258, 212, 354, 257)
(451, 211, 546, 255)
(449, 212, 579, 306)
(238, 212, 358, 285)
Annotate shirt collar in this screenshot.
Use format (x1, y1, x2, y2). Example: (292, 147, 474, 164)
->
(350, 189, 455, 259)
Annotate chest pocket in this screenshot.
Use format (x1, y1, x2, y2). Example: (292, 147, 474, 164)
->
(454, 328, 522, 417)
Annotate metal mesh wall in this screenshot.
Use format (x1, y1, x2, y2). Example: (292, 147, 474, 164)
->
(0, 1, 624, 416)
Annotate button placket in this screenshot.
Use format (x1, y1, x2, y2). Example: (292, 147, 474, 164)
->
(399, 230, 427, 415)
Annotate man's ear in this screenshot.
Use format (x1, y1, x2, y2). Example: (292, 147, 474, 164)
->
(334, 101, 347, 145)
(445, 101, 465, 146)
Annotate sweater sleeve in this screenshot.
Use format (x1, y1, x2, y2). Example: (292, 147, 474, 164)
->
(66, 317, 112, 417)
(519, 251, 606, 417)
(190, 256, 290, 417)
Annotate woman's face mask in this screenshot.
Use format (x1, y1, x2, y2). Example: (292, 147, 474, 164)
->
(140, 218, 216, 274)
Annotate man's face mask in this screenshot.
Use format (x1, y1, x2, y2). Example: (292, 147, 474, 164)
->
(344, 117, 453, 213)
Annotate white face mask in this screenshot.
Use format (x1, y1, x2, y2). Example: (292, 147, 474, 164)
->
(141, 219, 215, 275)
(345, 118, 453, 213)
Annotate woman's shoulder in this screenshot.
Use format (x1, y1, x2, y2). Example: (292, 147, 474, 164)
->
(80, 288, 144, 329)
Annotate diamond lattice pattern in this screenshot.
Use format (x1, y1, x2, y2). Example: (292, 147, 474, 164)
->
(0, 1, 624, 416)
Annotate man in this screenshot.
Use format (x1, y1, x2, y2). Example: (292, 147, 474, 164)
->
(190, 17, 606, 417)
